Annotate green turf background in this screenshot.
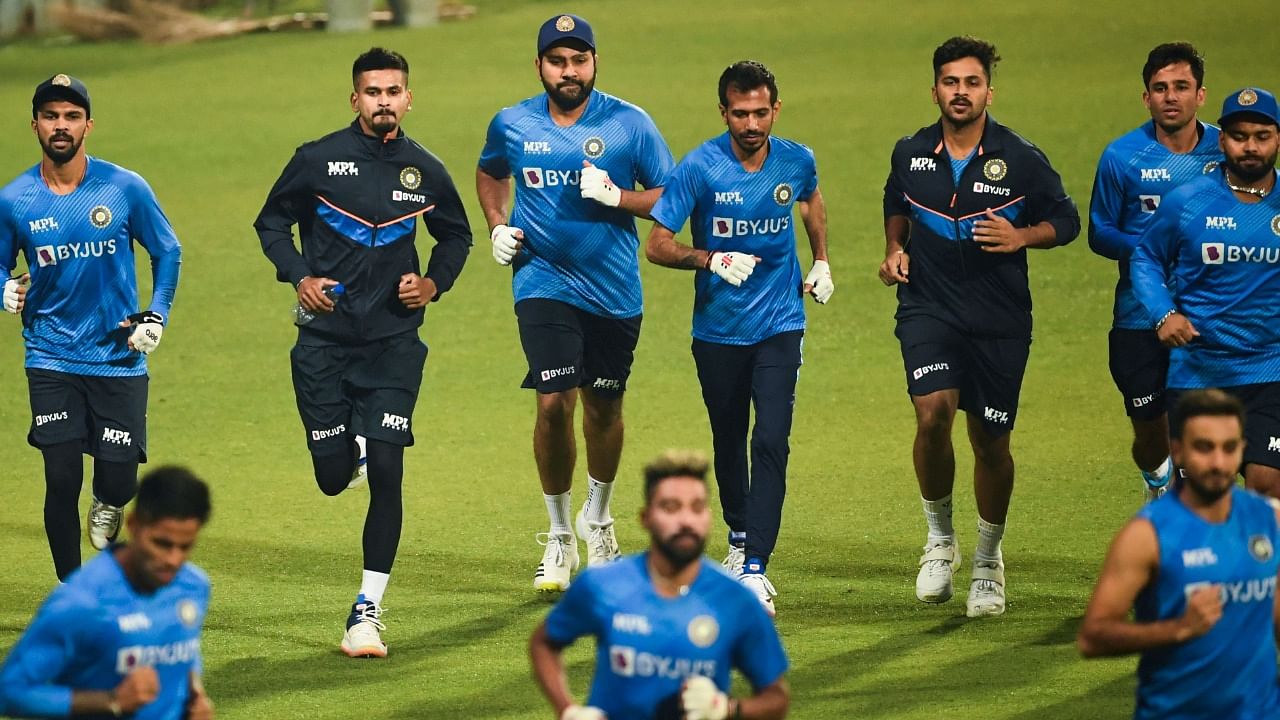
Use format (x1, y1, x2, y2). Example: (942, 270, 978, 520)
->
(2, 1, 1279, 717)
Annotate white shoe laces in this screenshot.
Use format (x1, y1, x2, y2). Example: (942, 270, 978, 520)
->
(352, 601, 386, 632)
(89, 502, 121, 534)
(585, 525, 618, 561)
(741, 573, 777, 598)
(536, 532, 572, 567)
(723, 546, 745, 573)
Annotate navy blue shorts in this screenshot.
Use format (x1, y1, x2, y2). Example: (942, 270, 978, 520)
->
(1167, 383, 1280, 470)
(896, 315, 1030, 437)
(515, 299, 641, 398)
(1108, 328, 1170, 420)
(27, 368, 148, 462)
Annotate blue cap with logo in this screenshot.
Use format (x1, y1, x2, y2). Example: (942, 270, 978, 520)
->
(32, 73, 91, 118)
(1218, 87, 1279, 127)
(537, 13, 594, 56)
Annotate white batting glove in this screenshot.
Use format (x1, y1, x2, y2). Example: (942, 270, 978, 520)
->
(491, 224, 524, 266)
(121, 311, 164, 354)
(560, 705, 607, 720)
(707, 252, 757, 287)
(804, 259, 834, 304)
(681, 676, 729, 720)
(3, 275, 26, 314)
(580, 163, 621, 207)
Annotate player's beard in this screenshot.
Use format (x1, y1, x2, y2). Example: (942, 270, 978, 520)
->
(1184, 471, 1234, 504)
(654, 529, 706, 570)
(543, 76, 594, 112)
(40, 130, 80, 165)
(1224, 149, 1278, 183)
(368, 110, 400, 136)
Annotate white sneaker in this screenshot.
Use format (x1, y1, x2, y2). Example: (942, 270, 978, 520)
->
(966, 557, 1006, 618)
(87, 497, 123, 550)
(341, 597, 387, 658)
(916, 540, 961, 603)
(534, 532, 579, 593)
(739, 572, 777, 618)
(348, 435, 368, 490)
(722, 545, 745, 576)
(1143, 481, 1168, 503)
(575, 509, 620, 567)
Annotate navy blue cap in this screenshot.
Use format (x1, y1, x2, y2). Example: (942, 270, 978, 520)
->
(32, 74, 91, 118)
(1219, 87, 1279, 127)
(537, 14, 594, 56)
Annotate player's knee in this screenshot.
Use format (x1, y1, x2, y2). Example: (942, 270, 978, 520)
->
(581, 393, 623, 429)
(914, 404, 954, 436)
(311, 453, 351, 496)
(536, 391, 576, 427)
(971, 437, 1013, 469)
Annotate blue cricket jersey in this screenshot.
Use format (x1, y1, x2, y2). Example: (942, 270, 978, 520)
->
(478, 90, 673, 318)
(1132, 487, 1280, 719)
(650, 134, 818, 345)
(0, 158, 181, 377)
(1089, 122, 1222, 329)
(1130, 168, 1280, 388)
(0, 549, 210, 719)
(544, 553, 788, 720)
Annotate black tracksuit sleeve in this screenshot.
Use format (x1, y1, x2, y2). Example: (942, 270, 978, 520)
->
(254, 147, 314, 287)
(882, 140, 911, 218)
(1024, 147, 1080, 246)
(420, 162, 473, 299)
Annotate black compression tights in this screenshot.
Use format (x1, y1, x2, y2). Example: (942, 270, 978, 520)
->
(309, 438, 404, 575)
(42, 441, 139, 581)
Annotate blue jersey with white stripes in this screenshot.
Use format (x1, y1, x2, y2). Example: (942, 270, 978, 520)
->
(1132, 487, 1280, 720)
(651, 133, 817, 345)
(1088, 121, 1222, 329)
(479, 90, 673, 318)
(0, 549, 209, 720)
(1131, 168, 1280, 388)
(0, 158, 180, 376)
(544, 553, 788, 720)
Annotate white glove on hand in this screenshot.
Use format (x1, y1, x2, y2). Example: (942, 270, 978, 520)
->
(560, 705, 607, 720)
(491, 224, 524, 266)
(707, 252, 757, 287)
(3, 275, 25, 314)
(122, 311, 164, 354)
(681, 676, 729, 720)
(580, 162, 621, 207)
(804, 259, 834, 304)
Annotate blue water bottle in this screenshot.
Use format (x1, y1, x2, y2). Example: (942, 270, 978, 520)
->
(294, 283, 345, 326)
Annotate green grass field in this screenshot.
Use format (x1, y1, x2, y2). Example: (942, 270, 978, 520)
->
(2, 1, 1280, 717)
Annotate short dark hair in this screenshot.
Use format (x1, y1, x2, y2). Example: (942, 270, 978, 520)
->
(352, 47, 409, 86)
(134, 466, 212, 526)
(718, 60, 778, 106)
(933, 36, 1000, 82)
(1142, 42, 1204, 89)
(1170, 389, 1245, 440)
(643, 450, 710, 504)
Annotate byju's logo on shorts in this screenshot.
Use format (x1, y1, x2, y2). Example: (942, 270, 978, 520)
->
(311, 424, 346, 441)
(381, 413, 409, 432)
(983, 407, 1010, 424)
(910, 157, 936, 172)
(28, 217, 58, 233)
(35, 411, 68, 426)
(912, 362, 949, 380)
(1131, 392, 1159, 408)
(1202, 242, 1224, 264)
(102, 428, 132, 446)
(540, 366, 575, 382)
(1139, 195, 1161, 213)
(328, 161, 359, 177)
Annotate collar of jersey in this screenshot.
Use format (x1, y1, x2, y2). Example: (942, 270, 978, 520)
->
(925, 114, 1004, 157)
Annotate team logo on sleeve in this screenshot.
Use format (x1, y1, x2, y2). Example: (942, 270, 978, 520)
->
(89, 205, 112, 229)
(1238, 88, 1259, 106)
(583, 137, 605, 159)
(400, 167, 422, 190)
(687, 615, 719, 648)
(178, 600, 200, 627)
(1139, 195, 1161, 213)
(1203, 160, 1219, 174)
(1249, 534, 1274, 562)
(772, 183, 794, 205)
(983, 159, 1007, 182)
(1202, 242, 1225, 264)
(555, 14, 575, 31)
(1271, 214, 1280, 237)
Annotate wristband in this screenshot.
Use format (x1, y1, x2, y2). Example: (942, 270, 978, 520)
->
(704, 252, 714, 270)
(107, 690, 123, 717)
(1154, 309, 1177, 330)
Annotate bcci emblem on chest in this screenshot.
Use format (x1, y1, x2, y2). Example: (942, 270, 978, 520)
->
(1250, 534, 1274, 563)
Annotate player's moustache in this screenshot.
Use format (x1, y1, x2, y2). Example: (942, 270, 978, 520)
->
(50, 132, 73, 142)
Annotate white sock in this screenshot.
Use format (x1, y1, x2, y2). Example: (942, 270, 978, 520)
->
(544, 492, 573, 537)
(921, 494, 955, 544)
(975, 518, 1005, 564)
(360, 570, 389, 605)
(583, 475, 614, 526)
(1142, 456, 1172, 488)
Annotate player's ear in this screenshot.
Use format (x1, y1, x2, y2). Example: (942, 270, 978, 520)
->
(350, 92, 359, 112)
(85, 118, 94, 136)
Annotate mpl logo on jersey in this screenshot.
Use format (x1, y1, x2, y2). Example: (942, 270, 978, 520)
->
(523, 141, 552, 155)
(711, 216, 790, 238)
(32, 240, 119, 267)
(1140, 168, 1172, 181)
(715, 191, 744, 205)
(910, 157, 936, 172)
(1181, 547, 1218, 568)
(522, 168, 580, 189)
(608, 645, 717, 680)
(1201, 242, 1280, 265)
(612, 613, 652, 635)
(1205, 216, 1237, 230)
(28, 217, 58, 233)
(327, 161, 359, 176)
(1139, 195, 1161, 213)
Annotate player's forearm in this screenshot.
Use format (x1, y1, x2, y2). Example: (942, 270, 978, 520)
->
(528, 626, 574, 715)
(1017, 220, 1061, 250)
(1087, 217, 1140, 261)
(475, 169, 512, 233)
(645, 225, 707, 271)
(1129, 257, 1177, 324)
(616, 186, 664, 220)
(884, 215, 910, 254)
(147, 248, 181, 317)
(1077, 617, 1195, 657)
(258, 234, 311, 287)
(799, 191, 828, 261)
(736, 680, 790, 720)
